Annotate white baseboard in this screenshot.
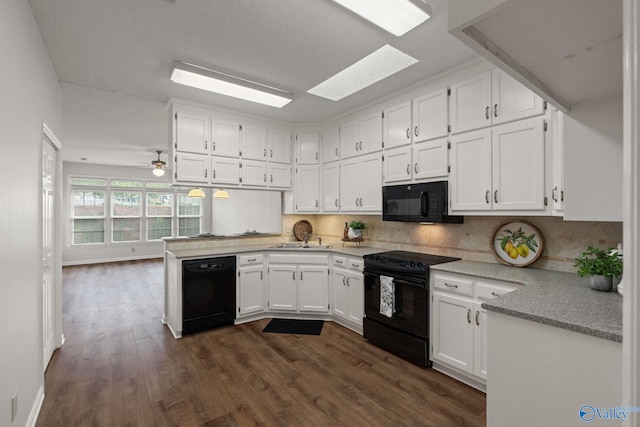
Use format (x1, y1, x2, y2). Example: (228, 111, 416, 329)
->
(26, 385, 45, 427)
(431, 362, 486, 393)
(62, 254, 162, 267)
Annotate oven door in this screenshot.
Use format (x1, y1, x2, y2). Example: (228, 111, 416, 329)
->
(364, 266, 428, 338)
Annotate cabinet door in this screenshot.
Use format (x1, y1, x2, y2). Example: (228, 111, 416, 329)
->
(491, 117, 545, 211)
(322, 127, 340, 163)
(413, 88, 449, 143)
(383, 146, 412, 184)
(298, 266, 329, 313)
(175, 153, 208, 183)
(339, 159, 360, 211)
(241, 124, 267, 161)
(551, 109, 564, 214)
(492, 69, 545, 125)
(339, 119, 360, 159)
(268, 163, 292, 189)
(210, 156, 240, 185)
(450, 71, 492, 134)
(241, 160, 268, 187)
(360, 111, 383, 155)
(268, 130, 292, 164)
(450, 129, 492, 211)
(322, 162, 340, 212)
(295, 165, 320, 212)
(296, 133, 319, 164)
(175, 111, 210, 154)
(332, 269, 349, 320)
(431, 292, 474, 374)
(268, 264, 297, 311)
(412, 137, 449, 180)
(359, 153, 383, 212)
(212, 120, 241, 158)
(346, 271, 363, 326)
(383, 101, 412, 150)
(473, 302, 488, 380)
(239, 265, 264, 315)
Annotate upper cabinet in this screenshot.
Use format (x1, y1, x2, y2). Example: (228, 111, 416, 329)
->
(241, 124, 267, 161)
(322, 127, 340, 163)
(413, 88, 449, 143)
(383, 101, 412, 150)
(268, 129, 292, 164)
(212, 119, 241, 158)
(296, 133, 320, 165)
(450, 70, 545, 135)
(175, 112, 210, 155)
(339, 112, 383, 159)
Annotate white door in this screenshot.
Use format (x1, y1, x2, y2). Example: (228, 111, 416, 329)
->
(339, 119, 360, 159)
(296, 133, 319, 164)
(241, 124, 267, 160)
(322, 162, 340, 212)
(491, 69, 545, 125)
(383, 146, 412, 184)
(268, 129, 292, 164)
(42, 137, 58, 370)
(413, 87, 449, 142)
(358, 153, 382, 212)
(175, 111, 210, 154)
(332, 269, 349, 320)
(175, 153, 209, 183)
(340, 159, 359, 211)
(268, 265, 297, 311)
(449, 71, 492, 134)
(268, 163, 292, 189)
(383, 101, 412, 150)
(413, 137, 449, 180)
(294, 165, 320, 212)
(239, 265, 264, 315)
(212, 120, 241, 158)
(298, 266, 329, 312)
(450, 129, 493, 211)
(359, 111, 383, 155)
(346, 272, 363, 326)
(322, 126, 340, 162)
(241, 160, 268, 187)
(431, 292, 474, 374)
(210, 156, 239, 185)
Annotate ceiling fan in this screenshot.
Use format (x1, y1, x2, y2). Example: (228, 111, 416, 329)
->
(151, 150, 167, 176)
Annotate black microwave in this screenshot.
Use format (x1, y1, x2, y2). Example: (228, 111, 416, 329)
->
(382, 181, 463, 224)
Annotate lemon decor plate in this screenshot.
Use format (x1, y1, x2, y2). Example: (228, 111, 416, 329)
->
(492, 220, 544, 267)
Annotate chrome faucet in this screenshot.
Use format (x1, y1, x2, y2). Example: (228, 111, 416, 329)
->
(318, 236, 322, 245)
(304, 234, 311, 244)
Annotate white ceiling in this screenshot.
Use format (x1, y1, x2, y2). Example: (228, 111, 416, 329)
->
(28, 0, 478, 167)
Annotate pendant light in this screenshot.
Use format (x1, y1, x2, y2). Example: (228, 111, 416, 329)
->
(151, 150, 166, 177)
(213, 189, 230, 199)
(188, 188, 206, 198)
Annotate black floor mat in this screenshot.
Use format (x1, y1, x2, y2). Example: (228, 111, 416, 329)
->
(262, 318, 324, 335)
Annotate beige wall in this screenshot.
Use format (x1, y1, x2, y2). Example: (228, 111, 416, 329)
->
(283, 215, 622, 273)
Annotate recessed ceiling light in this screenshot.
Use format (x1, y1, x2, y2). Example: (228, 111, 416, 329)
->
(170, 61, 293, 108)
(307, 44, 419, 101)
(332, 0, 432, 36)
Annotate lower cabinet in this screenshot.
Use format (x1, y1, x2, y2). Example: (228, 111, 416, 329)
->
(331, 255, 364, 329)
(268, 253, 329, 313)
(430, 271, 521, 387)
(237, 253, 265, 317)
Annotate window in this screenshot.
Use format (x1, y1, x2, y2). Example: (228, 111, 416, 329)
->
(69, 178, 203, 246)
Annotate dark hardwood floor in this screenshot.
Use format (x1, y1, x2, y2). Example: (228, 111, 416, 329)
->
(37, 259, 485, 427)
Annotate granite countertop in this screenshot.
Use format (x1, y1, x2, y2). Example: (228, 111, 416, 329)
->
(431, 260, 623, 343)
(166, 243, 387, 260)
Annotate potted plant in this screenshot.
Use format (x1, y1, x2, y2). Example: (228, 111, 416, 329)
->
(574, 246, 623, 291)
(347, 220, 366, 239)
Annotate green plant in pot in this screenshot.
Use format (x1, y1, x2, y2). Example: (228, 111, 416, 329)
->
(574, 246, 623, 292)
(347, 220, 366, 239)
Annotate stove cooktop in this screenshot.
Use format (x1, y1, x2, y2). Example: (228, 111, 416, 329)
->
(363, 250, 459, 272)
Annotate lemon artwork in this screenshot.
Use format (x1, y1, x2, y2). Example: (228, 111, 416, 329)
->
(497, 227, 538, 260)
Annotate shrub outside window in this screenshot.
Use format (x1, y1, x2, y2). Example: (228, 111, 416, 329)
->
(111, 191, 141, 242)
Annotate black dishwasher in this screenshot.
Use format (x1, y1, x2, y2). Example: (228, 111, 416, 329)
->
(182, 256, 236, 335)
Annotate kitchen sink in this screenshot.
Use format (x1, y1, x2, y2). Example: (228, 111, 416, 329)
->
(269, 243, 333, 250)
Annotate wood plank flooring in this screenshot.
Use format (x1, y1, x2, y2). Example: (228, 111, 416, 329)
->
(37, 259, 485, 426)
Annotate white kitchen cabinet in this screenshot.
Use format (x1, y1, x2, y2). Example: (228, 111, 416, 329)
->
(267, 129, 292, 164)
(339, 112, 383, 159)
(212, 119, 241, 158)
(383, 146, 412, 184)
(322, 162, 340, 212)
(298, 265, 329, 313)
(450, 117, 546, 213)
(268, 264, 298, 311)
(175, 153, 209, 183)
(332, 256, 364, 330)
(294, 164, 320, 212)
(322, 126, 340, 163)
(267, 163, 291, 189)
(340, 152, 382, 212)
(237, 254, 265, 316)
(268, 254, 330, 314)
(450, 70, 544, 134)
(383, 101, 412, 150)
(430, 271, 521, 387)
(296, 133, 320, 164)
(412, 137, 449, 180)
(175, 111, 210, 155)
(550, 108, 564, 215)
(241, 124, 267, 161)
(413, 88, 449, 143)
(210, 156, 240, 186)
(241, 160, 268, 187)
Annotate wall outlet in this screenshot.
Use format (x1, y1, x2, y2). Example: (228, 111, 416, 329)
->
(131, 247, 136, 253)
(11, 392, 17, 422)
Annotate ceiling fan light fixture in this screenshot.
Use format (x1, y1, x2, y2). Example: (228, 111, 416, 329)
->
(188, 188, 206, 198)
(151, 150, 167, 177)
(170, 61, 293, 108)
(152, 166, 165, 177)
(213, 189, 230, 199)
(332, 0, 432, 36)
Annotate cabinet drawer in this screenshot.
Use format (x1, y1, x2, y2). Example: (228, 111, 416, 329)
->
(432, 272, 473, 297)
(269, 253, 328, 264)
(239, 253, 263, 265)
(333, 256, 347, 268)
(476, 280, 521, 301)
(348, 258, 363, 272)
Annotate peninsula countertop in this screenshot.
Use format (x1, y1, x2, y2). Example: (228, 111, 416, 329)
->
(430, 260, 623, 343)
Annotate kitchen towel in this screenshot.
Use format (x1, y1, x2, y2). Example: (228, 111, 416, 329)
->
(379, 275, 395, 318)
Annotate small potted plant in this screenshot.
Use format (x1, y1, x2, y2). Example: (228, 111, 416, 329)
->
(347, 220, 366, 239)
(574, 246, 623, 291)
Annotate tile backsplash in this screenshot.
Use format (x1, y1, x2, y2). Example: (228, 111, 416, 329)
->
(283, 215, 622, 273)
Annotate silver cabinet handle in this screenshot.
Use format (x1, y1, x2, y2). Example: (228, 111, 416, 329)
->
(355, 197, 359, 207)
(335, 147, 339, 156)
(213, 141, 216, 150)
(414, 126, 418, 137)
(260, 270, 263, 280)
(494, 104, 498, 118)
(335, 198, 339, 207)
(342, 276, 346, 285)
(315, 200, 318, 207)
(248, 258, 256, 262)
(315, 152, 318, 160)
(355, 141, 359, 151)
(406, 164, 410, 175)
(444, 282, 458, 288)
(485, 106, 490, 120)
(359, 197, 363, 207)
(270, 174, 273, 183)
(475, 310, 480, 326)
(406, 128, 410, 139)
(300, 271, 303, 280)
(552, 186, 558, 202)
(205, 169, 208, 178)
(270, 149, 273, 158)
(467, 308, 471, 324)
(494, 190, 498, 204)
(359, 141, 363, 150)
(485, 190, 490, 204)
(561, 190, 564, 202)
(264, 148, 267, 157)
(212, 170, 215, 179)
(263, 173, 267, 182)
(491, 291, 501, 297)
(414, 163, 418, 174)
(205, 140, 208, 150)
(292, 271, 295, 280)
(346, 277, 350, 287)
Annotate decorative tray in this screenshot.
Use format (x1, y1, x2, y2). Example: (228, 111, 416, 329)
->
(293, 220, 313, 241)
